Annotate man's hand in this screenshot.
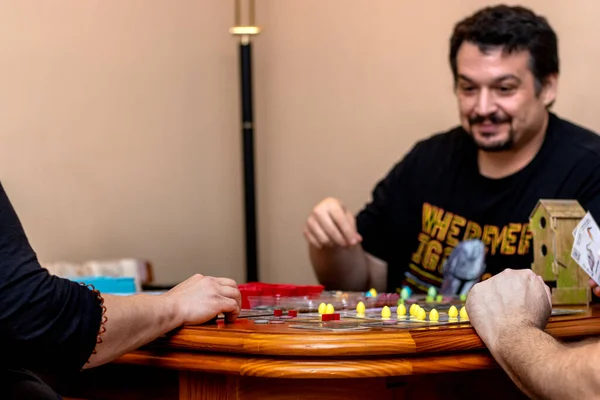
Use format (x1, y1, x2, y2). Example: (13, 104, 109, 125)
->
(162, 274, 241, 325)
(304, 197, 362, 249)
(466, 269, 552, 352)
(588, 279, 600, 297)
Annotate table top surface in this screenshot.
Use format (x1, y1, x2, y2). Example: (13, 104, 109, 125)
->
(112, 305, 600, 378)
(146, 305, 600, 357)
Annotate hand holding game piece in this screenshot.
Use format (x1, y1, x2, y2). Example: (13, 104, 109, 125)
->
(162, 274, 241, 325)
(304, 197, 362, 249)
(466, 269, 551, 353)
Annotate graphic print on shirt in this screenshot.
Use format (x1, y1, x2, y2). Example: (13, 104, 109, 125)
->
(406, 202, 533, 290)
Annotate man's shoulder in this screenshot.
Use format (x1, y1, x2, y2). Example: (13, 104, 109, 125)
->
(553, 113, 600, 158)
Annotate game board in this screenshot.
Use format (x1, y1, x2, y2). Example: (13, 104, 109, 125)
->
(230, 288, 586, 331)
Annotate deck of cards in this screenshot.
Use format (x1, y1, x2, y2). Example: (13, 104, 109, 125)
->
(571, 212, 600, 285)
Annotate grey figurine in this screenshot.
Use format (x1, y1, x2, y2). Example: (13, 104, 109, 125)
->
(440, 239, 486, 296)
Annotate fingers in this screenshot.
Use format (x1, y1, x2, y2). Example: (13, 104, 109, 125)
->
(221, 297, 241, 322)
(219, 285, 242, 308)
(589, 278, 598, 289)
(306, 217, 332, 247)
(313, 209, 348, 247)
(329, 206, 359, 246)
(594, 286, 600, 297)
(216, 277, 239, 288)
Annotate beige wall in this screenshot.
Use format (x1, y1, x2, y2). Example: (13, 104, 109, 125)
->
(1, 1, 599, 286)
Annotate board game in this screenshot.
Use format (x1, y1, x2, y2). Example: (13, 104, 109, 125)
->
(221, 286, 585, 331)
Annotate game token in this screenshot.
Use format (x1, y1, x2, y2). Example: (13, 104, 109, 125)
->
(325, 303, 335, 314)
(429, 308, 439, 322)
(409, 303, 419, 316)
(435, 294, 443, 302)
(427, 286, 437, 298)
(448, 305, 458, 318)
(288, 310, 298, 317)
(368, 288, 378, 297)
(318, 303, 326, 315)
(459, 306, 468, 319)
(397, 303, 407, 316)
(400, 287, 410, 301)
(417, 307, 426, 321)
(356, 301, 366, 314)
(333, 313, 340, 320)
(274, 309, 283, 317)
(381, 306, 391, 319)
(460, 293, 467, 302)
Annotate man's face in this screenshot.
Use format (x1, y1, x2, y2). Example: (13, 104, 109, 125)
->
(455, 42, 557, 152)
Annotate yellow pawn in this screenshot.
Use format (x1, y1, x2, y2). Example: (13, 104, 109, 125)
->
(397, 303, 407, 316)
(356, 301, 366, 314)
(429, 308, 439, 322)
(369, 288, 378, 297)
(318, 302, 326, 315)
(325, 303, 335, 314)
(381, 305, 391, 320)
(409, 303, 419, 316)
(448, 305, 458, 319)
(417, 307, 426, 321)
(459, 306, 468, 320)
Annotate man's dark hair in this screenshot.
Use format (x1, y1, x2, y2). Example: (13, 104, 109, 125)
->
(449, 5, 559, 94)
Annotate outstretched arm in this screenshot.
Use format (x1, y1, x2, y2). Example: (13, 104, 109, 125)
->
(467, 269, 600, 400)
(85, 274, 241, 368)
(0, 183, 240, 371)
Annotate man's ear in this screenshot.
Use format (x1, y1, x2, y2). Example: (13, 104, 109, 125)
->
(542, 73, 558, 107)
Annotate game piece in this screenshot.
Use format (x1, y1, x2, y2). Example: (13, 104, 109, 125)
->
(400, 287, 410, 301)
(459, 293, 467, 302)
(417, 307, 426, 321)
(356, 301, 366, 314)
(448, 305, 458, 318)
(321, 313, 333, 321)
(274, 309, 282, 317)
(459, 306, 468, 320)
(325, 303, 335, 314)
(381, 306, 391, 320)
(429, 308, 439, 322)
(533, 200, 591, 305)
(368, 288, 377, 297)
(333, 313, 340, 320)
(397, 298, 404, 306)
(288, 310, 297, 317)
(397, 303, 406, 316)
(425, 296, 434, 303)
(318, 302, 326, 315)
(436, 294, 443, 302)
(365, 291, 372, 298)
(409, 303, 419, 316)
(427, 286, 437, 298)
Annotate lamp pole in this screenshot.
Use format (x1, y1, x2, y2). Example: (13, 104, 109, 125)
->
(230, 0, 261, 283)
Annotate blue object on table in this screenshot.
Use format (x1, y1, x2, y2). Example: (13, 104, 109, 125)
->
(69, 276, 137, 294)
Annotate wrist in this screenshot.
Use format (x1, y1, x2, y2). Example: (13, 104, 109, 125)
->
(152, 293, 182, 332)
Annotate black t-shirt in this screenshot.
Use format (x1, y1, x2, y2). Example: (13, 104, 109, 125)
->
(357, 112, 600, 294)
(0, 182, 102, 372)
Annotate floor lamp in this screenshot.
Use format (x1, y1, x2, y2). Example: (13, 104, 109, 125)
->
(230, 0, 261, 283)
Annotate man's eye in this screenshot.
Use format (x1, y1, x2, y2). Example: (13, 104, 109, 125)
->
(498, 87, 515, 94)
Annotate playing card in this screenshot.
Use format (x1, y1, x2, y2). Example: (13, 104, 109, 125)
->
(572, 213, 600, 285)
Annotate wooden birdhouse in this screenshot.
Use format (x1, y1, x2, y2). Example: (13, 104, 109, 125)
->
(529, 199, 590, 306)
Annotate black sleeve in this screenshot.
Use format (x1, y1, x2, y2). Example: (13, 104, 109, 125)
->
(576, 162, 600, 221)
(0, 182, 102, 371)
(356, 143, 422, 262)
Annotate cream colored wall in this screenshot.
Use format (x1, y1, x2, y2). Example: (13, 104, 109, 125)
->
(1, 1, 599, 286)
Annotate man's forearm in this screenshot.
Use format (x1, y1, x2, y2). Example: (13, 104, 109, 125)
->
(492, 325, 600, 399)
(83, 293, 180, 368)
(310, 245, 369, 291)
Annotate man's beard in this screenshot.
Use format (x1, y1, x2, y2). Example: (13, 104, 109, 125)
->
(467, 113, 514, 152)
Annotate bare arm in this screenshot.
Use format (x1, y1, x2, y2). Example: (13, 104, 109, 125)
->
(490, 325, 600, 400)
(467, 269, 600, 400)
(85, 274, 241, 369)
(309, 245, 386, 292)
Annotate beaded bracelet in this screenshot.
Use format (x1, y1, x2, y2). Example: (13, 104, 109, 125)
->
(79, 282, 108, 366)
